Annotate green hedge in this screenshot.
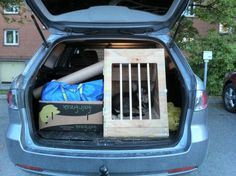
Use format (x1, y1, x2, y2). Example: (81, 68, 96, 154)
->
(180, 31, 236, 95)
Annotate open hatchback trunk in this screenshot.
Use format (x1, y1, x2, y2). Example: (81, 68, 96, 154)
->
(25, 0, 190, 149)
(26, 0, 190, 33)
(29, 38, 186, 149)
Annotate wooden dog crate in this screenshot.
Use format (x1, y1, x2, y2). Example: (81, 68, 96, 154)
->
(103, 49, 169, 137)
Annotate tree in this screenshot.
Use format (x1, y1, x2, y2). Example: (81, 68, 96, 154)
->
(0, 0, 23, 6)
(177, 0, 236, 95)
(0, 0, 30, 24)
(195, 0, 236, 28)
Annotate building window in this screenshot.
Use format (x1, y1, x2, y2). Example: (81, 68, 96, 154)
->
(4, 30, 19, 46)
(219, 23, 232, 34)
(184, 3, 195, 17)
(182, 37, 194, 43)
(3, 4, 20, 15)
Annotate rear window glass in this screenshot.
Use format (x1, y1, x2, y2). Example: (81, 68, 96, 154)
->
(42, 0, 174, 16)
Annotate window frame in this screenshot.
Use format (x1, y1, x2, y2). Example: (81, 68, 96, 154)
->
(219, 23, 232, 34)
(4, 29, 19, 46)
(3, 4, 20, 15)
(184, 2, 195, 17)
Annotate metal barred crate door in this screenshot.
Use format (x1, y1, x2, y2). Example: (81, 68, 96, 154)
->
(103, 49, 169, 137)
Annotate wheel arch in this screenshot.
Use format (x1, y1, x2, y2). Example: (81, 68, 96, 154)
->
(223, 80, 233, 90)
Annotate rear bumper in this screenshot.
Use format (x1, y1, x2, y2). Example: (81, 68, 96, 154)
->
(6, 134, 208, 175)
(6, 136, 207, 176)
(6, 109, 208, 176)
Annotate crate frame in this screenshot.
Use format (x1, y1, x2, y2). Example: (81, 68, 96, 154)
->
(103, 49, 169, 137)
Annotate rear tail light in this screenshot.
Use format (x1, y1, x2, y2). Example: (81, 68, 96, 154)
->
(16, 164, 43, 172)
(194, 90, 208, 111)
(7, 89, 18, 109)
(168, 166, 196, 174)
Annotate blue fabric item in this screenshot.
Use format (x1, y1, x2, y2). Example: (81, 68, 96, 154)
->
(41, 80, 103, 101)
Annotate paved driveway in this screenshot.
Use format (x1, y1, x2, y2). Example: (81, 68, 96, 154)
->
(0, 98, 235, 176)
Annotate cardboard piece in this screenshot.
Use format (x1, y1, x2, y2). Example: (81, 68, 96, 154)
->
(39, 101, 103, 130)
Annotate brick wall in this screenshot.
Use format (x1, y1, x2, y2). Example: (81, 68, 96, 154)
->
(0, 8, 49, 61)
(192, 18, 218, 36)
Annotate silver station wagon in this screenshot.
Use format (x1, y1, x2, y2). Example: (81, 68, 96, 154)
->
(6, 0, 208, 175)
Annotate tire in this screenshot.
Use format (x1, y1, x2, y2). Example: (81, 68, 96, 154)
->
(223, 83, 236, 113)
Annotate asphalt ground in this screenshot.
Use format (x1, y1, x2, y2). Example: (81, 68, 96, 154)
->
(0, 98, 235, 176)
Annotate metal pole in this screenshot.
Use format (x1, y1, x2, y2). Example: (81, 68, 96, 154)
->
(203, 60, 209, 88)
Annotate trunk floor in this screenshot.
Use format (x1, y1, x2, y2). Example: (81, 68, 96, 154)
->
(38, 130, 176, 142)
(38, 130, 103, 141)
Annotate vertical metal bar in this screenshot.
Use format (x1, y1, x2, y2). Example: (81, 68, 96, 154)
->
(138, 64, 142, 120)
(120, 64, 123, 120)
(147, 64, 152, 119)
(129, 64, 132, 120)
(204, 60, 209, 88)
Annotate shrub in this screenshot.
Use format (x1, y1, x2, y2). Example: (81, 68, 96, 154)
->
(180, 31, 236, 95)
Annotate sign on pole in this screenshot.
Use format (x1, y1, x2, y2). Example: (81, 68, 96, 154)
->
(203, 51, 213, 61)
(203, 51, 213, 88)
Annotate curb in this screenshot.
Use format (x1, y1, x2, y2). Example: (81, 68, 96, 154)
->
(208, 96, 222, 104)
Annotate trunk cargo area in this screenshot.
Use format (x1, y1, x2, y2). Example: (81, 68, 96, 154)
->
(29, 38, 186, 149)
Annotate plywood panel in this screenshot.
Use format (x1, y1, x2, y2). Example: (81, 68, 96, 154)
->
(103, 49, 169, 138)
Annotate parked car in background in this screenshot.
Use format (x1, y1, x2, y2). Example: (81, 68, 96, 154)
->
(223, 71, 236, 113)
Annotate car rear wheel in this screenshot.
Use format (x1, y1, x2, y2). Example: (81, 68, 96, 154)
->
(223, 83, 236, 113)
